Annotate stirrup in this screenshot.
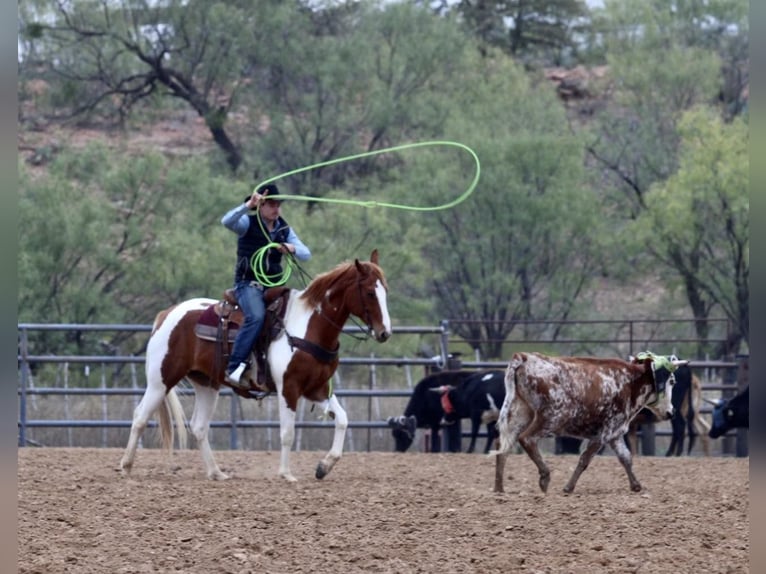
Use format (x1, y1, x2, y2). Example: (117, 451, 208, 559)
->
(225, 362, 249, 389)
(245, 389, 269, 400)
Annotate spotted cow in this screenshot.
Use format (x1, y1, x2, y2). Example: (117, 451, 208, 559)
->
(493, 352, 685, 494)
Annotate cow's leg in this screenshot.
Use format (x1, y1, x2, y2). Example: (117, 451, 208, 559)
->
(494, 399, 533, 493)
(494, 451, 508, 493)
(120, 376, 168, 476)
(666, 413, 685, 456)
(562, 439, 603, 494)
(686, 410, 697, 454)
(277, 397, 298, 482)
(430, 425, 441, 453)
(484, 421, 497, 454)
(315, 395, 348, 480)
(466, 415, 480, 453)
(188, 383, 228, 480)
(446, 421, 462, 452)
(626, 427, 639, 456)
(609, 436, 642, 492)
(516, 419, 550, 493)
(694, 414, 712, 456)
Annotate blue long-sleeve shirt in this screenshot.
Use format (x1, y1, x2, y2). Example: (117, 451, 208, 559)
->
(221, 203, 311, 261)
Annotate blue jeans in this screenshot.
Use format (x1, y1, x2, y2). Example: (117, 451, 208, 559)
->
(226, 281, 266, 373)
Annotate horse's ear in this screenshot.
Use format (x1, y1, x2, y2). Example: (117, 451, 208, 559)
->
(370, 249, 379, 265)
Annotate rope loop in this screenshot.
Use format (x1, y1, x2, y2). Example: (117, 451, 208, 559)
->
(246, 140, 480, 286)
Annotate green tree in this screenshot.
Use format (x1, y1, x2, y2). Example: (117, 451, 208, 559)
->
(18, 0, 304, 172)
(583, 0, 743, 354)
(18, 144, 239, 354)
(415, 53, 603, 359)
(247, 1, 471, 200)
(452, 0, 589, 66)
(635, 107, 748, 355)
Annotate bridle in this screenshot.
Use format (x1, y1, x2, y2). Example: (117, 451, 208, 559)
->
(316, 268, 379, 341)
(355, 271, 375, 335)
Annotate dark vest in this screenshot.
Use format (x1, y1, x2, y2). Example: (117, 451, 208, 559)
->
(234, 214, 291, 283)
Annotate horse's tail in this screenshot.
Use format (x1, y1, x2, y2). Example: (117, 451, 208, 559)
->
(158, 387, 188, 452)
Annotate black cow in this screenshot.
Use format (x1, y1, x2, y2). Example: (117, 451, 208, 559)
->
(708, 385, 749, 438)
(436, 370, 506, 453)
(386, 370, 473, 453)
(627, 365, 710, 456)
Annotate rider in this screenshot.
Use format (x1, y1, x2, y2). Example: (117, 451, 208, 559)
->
(221, 183, 311, 395)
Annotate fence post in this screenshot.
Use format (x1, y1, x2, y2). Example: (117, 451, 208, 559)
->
(439, 320, 450, 369)
(230, 391, 239, 450)
(18, 328, 29, 447)
(721, 355, 738, 456)
(640, 423, 656, 456)
(367, 355, 376, 452)
(735, 354, 748, 457)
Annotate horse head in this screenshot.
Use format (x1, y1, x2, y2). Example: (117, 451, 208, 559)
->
(351, 249, 392, 343)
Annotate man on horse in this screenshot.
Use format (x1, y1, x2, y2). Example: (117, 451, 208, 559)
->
(221, 183, 311, 396)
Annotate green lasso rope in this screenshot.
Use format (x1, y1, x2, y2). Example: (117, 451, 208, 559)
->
(249, 140, 481, 285)
(250, 242, 295, 287)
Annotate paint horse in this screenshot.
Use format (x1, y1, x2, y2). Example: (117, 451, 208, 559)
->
(120, 250, 392, 482)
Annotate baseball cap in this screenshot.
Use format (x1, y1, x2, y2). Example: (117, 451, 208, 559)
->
(244, 183, 282, 204)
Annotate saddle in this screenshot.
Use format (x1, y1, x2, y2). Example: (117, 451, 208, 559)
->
(194, 286, 291, 392)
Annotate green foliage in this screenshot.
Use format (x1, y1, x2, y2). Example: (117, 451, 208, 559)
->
(410, 54, 603, 358)
(584, 0, 747, 355)
(17, 0, 748, 361)
(454, 0, 589, 66)
(19, 144, 241, 353)
(634, 106, 748, 350)
(247, 1, 471, 192)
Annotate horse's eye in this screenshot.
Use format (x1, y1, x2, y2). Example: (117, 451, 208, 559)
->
(367, 291, 376, 299)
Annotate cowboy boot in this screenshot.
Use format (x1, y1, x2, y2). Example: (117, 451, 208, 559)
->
(225, 362, 250, 389)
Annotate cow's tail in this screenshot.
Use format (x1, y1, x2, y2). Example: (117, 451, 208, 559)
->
(491, 354, 523, 456)
(158, 386, 189, 452)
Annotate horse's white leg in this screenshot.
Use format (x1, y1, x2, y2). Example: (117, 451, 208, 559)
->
(277, 398, 298, 482)
(189, 383, 228, 481)
(120, 382, 167, 476)
(315, 395, 348, 480)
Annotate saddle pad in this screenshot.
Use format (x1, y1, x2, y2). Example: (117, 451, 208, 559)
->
(194, 304, 239, 342)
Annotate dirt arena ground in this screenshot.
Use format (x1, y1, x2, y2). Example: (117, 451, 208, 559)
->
(18, 447, 748, 573)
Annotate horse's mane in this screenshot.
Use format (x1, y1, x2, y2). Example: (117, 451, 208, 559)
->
(300, 260, 386, 308)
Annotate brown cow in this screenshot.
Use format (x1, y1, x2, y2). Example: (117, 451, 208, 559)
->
(493, 352, 686, 494)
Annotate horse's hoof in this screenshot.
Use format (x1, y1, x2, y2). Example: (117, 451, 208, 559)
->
(316, 463, 328, 480)
(279, 472, 298, 483)
(210, 471, 230, 481)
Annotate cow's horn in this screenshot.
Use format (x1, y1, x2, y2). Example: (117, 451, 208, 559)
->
(702, 397, 720, 406)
